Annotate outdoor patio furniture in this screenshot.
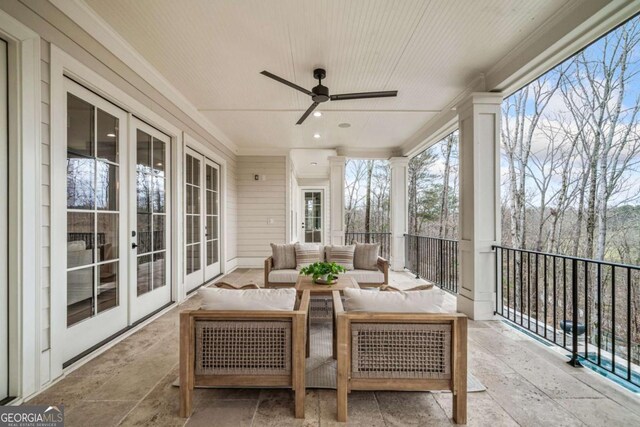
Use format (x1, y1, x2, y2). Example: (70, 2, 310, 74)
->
(179, 290, 311, 418)
(265, 248, 389, 288)
(333, 290, 468, 424)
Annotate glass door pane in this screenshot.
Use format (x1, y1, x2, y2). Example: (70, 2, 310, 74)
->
(66, 93, 121, 326)
(130, 119, 171, 323)
(304, 191, 322, 243)
(135, 130, 168, 297)
(0, 38, 8, 401)
(185, 152, 203, 291)
(204, 160, 221, 280)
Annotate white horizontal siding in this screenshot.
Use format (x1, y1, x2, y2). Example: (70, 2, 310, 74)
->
(237, 156, 286, 258)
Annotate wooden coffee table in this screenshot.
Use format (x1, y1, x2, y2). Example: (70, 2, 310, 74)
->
(294, 274, 359, 295)
(295, 275, 359, 358)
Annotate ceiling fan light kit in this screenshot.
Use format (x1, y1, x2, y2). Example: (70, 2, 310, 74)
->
(260, 68, 398, 125)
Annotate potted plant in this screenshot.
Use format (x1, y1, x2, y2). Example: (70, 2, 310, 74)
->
(299, 262, 346, 285)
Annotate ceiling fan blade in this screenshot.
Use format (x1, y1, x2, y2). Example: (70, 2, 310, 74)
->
(330, 90, 398, 101)
(260, 70, 313, 96)
(296, 102, 319, 125)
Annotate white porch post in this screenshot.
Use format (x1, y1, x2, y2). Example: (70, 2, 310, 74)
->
(456, 93, 502, 320)
(389, 157, 409, 271)
(329, 156, 346, 245)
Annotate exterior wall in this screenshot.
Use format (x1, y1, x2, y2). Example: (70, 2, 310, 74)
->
(237, 156, 286, 263)
(0, 0, 239, 395)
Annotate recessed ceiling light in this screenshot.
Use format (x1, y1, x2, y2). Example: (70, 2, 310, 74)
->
(310, 162, 318, 166)
(313, 111, 322, 118)
(338, 123, 351, 128)
(313, 133, 321, 139)
(107, 133, 116, 137)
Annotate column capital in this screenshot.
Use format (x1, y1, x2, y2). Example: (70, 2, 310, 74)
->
(456, 92, 503, 116)
(328, 155, 346, 166)
(388, 156, 410, 168)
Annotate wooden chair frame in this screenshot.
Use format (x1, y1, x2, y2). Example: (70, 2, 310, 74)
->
(179, 290, 311, 418)
(333, 291, 467, 424)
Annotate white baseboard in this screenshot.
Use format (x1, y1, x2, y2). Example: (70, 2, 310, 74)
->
(225, 257, 238, 273)
(236, 257, 266, 268)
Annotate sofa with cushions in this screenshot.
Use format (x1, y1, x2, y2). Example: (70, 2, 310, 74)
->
(265, 242, 389, 288)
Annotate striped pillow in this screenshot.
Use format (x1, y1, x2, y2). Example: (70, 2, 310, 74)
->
(327, 245, 355, 270)
(354, 243, 380, 270)
(294, 243, 322, 270)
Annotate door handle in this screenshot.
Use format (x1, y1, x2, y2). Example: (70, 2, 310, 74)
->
(132, 242, 138, 249)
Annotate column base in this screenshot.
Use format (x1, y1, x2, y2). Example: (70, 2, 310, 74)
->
(456, 294, 497, 320)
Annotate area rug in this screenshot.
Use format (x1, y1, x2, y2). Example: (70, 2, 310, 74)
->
(172, 319, 486, 392)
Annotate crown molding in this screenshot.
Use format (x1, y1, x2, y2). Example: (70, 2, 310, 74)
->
(50, 0, 239, 155)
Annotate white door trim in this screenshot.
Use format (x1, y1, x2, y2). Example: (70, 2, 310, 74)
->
(49, 45, 183, 382)
(0, 10, 41, 402)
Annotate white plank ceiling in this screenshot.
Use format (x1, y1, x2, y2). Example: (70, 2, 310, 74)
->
(83, 0, 572, 153)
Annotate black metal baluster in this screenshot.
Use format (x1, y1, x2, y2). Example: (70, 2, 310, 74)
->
(535, 253, 539, 335)
(612, 266, 616, 375)
(544, 255, 548, 339)
(568, 258, 582, 367)
(553, 256, 557, 344)
(585, 261, 589, 360)
(563, 257, 567, 349)
(597, 263, 602, 367)
(627, 267, 631, 382)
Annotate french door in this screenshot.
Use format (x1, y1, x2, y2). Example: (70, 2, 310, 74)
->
(185, 148, 220, 292)
(129, 119, 172, 322)
(301, 190, 323, 244)
(63, 80, 172, 361)
(0, 37, 8, 402)
(63, 80, 129, 361)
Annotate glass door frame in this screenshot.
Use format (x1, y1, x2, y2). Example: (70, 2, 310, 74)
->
(203, 159, 221, 280)
(129, 118, 172, 323)
(300, 188, 325, 245)
(62, 79, 129, 362)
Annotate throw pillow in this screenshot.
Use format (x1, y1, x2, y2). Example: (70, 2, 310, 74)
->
(199, 287, 296, 311)
(294, 243, 322, 270)
(343, 287, 446, 313)
(327, 245, 355, 270)
(353, 242, 380, 270)
(270, 243, 296, 270)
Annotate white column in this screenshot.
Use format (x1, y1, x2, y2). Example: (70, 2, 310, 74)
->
(456, 93, 502, 320)
(329, 156, 346, 245)
(389, 157, 409, 271)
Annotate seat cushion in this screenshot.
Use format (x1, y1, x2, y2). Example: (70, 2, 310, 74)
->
(199, 287, 297, 311)
(353, 242, 380, 270)
(271, 243, 297, 270)
(343, 287, 446, 313)
(268, 269, 299, 284)
(294, 243, 323, 269)
(326, 245, 355, 270)
(345, 269, 384, 283)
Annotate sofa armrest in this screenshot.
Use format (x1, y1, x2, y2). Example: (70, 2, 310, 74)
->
(377, 257, 389, 285)
(264, 256, 273, 287)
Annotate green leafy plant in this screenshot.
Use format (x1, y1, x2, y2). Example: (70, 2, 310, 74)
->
(299, 262, 346, 283)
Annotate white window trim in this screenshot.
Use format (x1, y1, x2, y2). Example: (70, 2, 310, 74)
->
(0, 9, 41, 402)
(49, 45, 185, 381)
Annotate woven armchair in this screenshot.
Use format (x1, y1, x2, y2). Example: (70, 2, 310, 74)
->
(333, 291, 467, 424)
(179, 290, 311, 419)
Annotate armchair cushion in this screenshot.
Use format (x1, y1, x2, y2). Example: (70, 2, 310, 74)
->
(353, 243, 380, 270)
(199, 287, 297, 311)
(268, 269, 299, 283)
(343, 287, 446, 313)
(270, 243, 297, 270)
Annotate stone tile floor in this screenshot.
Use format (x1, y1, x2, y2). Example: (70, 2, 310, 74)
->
(26, 269, 640, 426)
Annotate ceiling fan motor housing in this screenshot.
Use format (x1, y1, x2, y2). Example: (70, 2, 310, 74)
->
(312, 84, 329, 102)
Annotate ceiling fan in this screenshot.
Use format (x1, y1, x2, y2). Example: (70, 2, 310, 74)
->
(260, 68, 398, 125)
